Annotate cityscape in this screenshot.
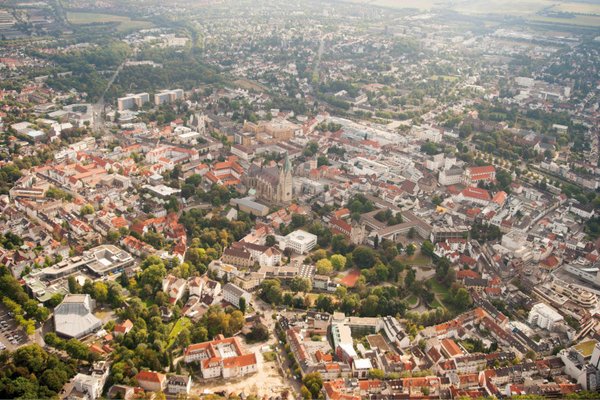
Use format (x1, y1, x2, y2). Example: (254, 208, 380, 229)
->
(0, 0, 600, 399)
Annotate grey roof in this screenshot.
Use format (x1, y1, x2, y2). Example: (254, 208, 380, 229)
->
(54, 294, 102, 338)
(223, 282, 246, 298)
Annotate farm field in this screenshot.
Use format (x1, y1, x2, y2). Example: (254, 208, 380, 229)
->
(67, 12, 153, 32)
(337, 0, 600, 26)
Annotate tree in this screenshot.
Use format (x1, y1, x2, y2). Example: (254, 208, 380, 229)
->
(92, 281, 108, 303)
(405, 244, 416, 256)
(289, 277, 312, 293)
(65, 338, 91, 360)
(239, 297, 247, 313)
(421, 240, 435, 257)
(259, 279, 283, 305)
(330, 254, 347, 270)
(246, 322, 269, 342)
(68, 276, 82, 294)
(352, 246, 377, 269)
(265, 235, 276, 247)
(300, 386, 312, 399)
(315, 295, 334, 313)
(315, 259, 333, 275)
(302, 372, 323, 399)
(368, 369, 385, 379)
(80, 204, 95, 216)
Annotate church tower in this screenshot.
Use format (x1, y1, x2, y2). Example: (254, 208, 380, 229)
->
(279, 152, 293, 203)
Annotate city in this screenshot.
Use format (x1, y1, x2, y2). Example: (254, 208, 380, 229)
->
(0, 0, 600, 399)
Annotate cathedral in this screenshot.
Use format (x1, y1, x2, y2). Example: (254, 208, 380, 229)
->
(245, 153, 293, 204)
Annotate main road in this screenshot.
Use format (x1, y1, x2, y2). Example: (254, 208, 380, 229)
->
(91, 59, 128, 134)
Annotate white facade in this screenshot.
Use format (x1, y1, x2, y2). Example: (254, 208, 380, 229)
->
(528, 302, 563, 330)
(279, 230, 318, 254)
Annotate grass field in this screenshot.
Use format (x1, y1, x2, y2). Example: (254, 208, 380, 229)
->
(405, 294, 419, 307)
(397, 253, 431, 266)
(337, 0, 600, 26)
(529, 14, 600, 27)
(168, 317, 191, 348)
(427, 278, 450, 297)
(67, 12, 153, 32)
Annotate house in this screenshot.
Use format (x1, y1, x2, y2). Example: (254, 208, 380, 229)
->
(223, 283, 251, 309)
(162, 274, 187, 304)
(114, 319, 133, 336)
(166, 374, 191, 395)
(134, 370, 166, 393)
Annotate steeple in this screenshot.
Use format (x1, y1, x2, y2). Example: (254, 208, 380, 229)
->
(283, 152, 292, 174)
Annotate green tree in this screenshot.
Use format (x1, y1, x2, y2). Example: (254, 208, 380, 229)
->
(315, 259, 333, 275)
(330, 254, 347, 270)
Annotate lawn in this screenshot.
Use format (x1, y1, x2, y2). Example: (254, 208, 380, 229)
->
(168, 317, 191, 348)
(397, 253, 431, 266)
(405, 294, 419, 307)
(427, 278, 450, 297)
(67, 12, 153, 32)
(430, 299, 444, 309)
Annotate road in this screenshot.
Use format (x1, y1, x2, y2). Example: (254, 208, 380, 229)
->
(312, 33, 326, 83)
(91, 60, 128, 134)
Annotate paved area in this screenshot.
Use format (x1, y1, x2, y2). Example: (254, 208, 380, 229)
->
(0, 306, 29, 351)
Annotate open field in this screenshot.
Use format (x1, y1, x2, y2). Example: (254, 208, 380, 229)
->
(336, 0, 600, 26)
(397, 252, 432, 266)
(67, 12, 153, 32)
(529, 14, 600, 27)
(550, 2, 600, 15)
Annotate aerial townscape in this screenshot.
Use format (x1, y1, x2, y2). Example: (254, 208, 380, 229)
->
(1, 0, 600, 399)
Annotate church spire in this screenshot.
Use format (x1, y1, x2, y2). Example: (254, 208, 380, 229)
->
(283, 152, 292, 174)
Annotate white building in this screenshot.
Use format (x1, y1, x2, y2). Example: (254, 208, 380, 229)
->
(117, 93, 149, 111)
(223, 282, 251, 309)
(528, 302, 563, 330)
(155, 89, 184, 106)
(166, 374, 191, 395)
(278, 230, 317, 254)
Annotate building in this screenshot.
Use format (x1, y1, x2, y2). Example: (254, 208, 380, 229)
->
(27, 244, 134, 285)
(462, 165, 496, 186)
(117, 93, 149, 111)
(560, 341, 600, 391)
(222, 247, 254, 268)
(166, 374, 191, 395)
(223, 282, 251, 309)
(245, 153, 293, 204)
(114, 319, 134, 336)
(54, 294, 102, 338)
(69, 362, 110, 400)
(279, 230, 318, 254)
(134, 371, 166, 393)
(439, 167, 464, 186)
(154, 89, 184, 106)
(184, 335, 258, 379)
(570, 203, 595, 219)
(528, 302, 563, 330)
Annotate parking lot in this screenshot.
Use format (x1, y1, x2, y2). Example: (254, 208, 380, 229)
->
(0, 307, 29, 351)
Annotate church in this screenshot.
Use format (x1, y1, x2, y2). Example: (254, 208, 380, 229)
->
(245, 153, 293, 204)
